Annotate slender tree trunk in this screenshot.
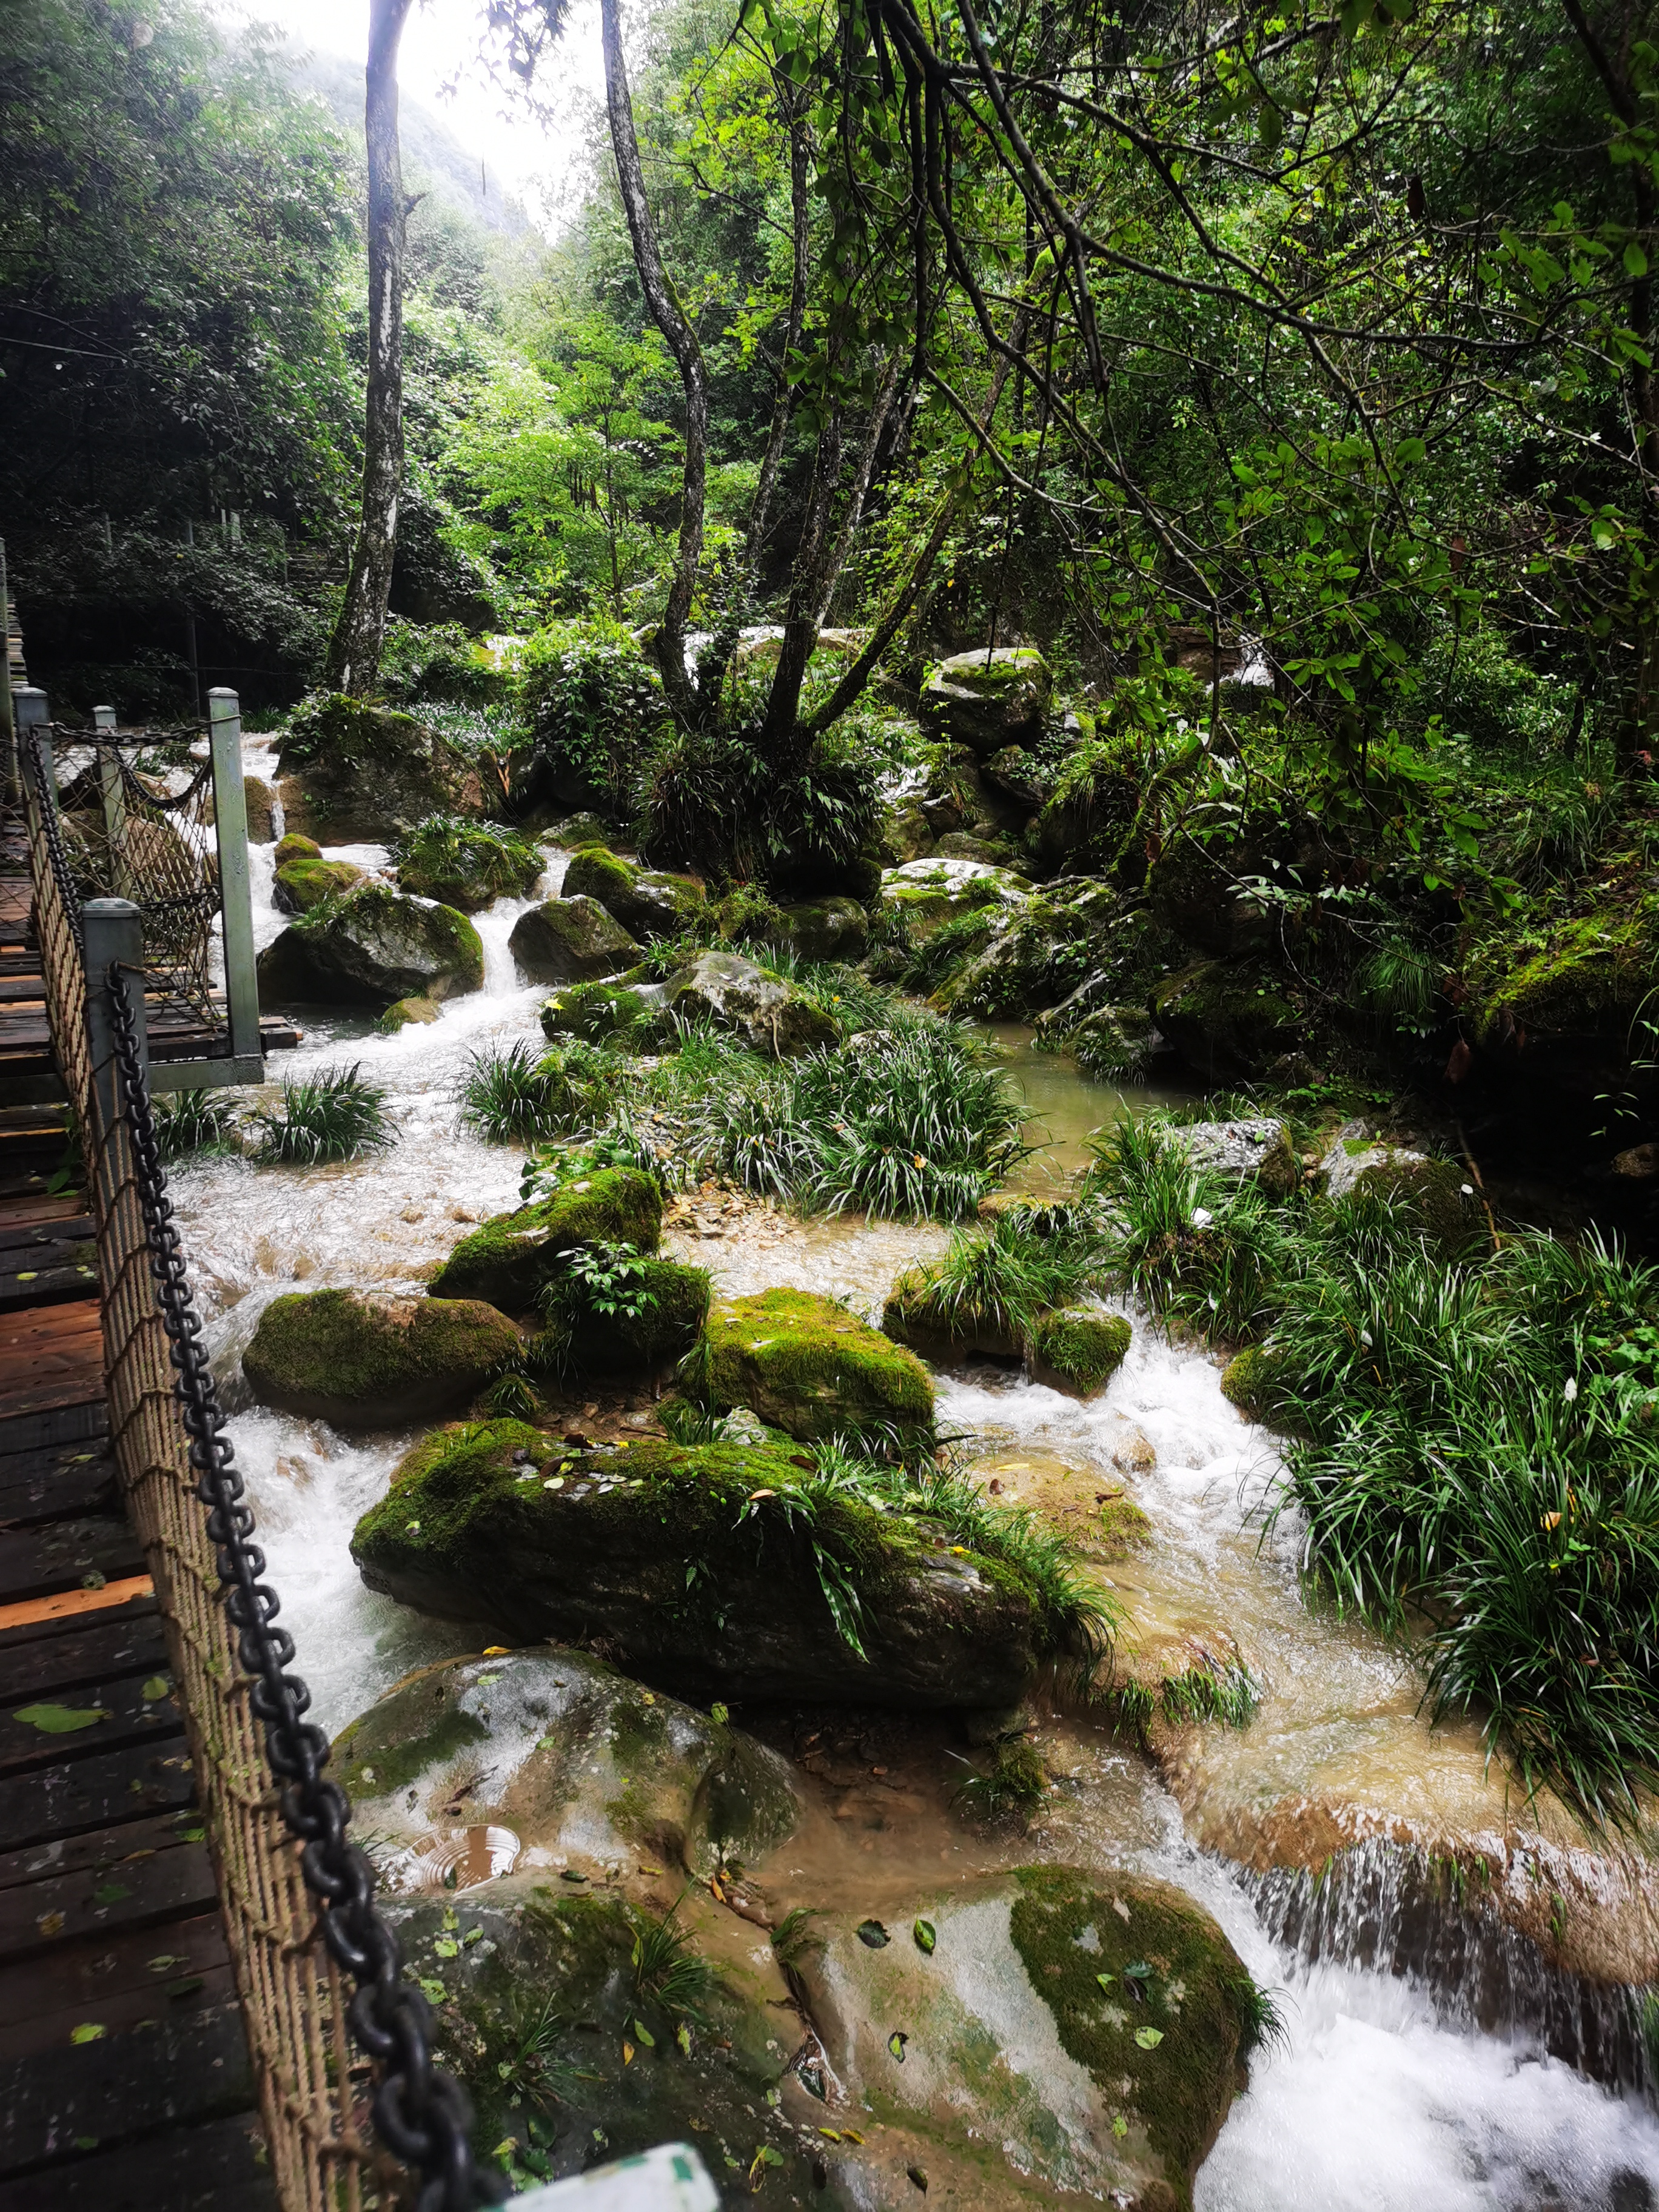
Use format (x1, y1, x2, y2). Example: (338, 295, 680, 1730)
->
(813, 349, 904, 628)
(600, 0, 706, 727)
(761, 409, 845, 747)
(324, 0, 415, 697)
(746, 113, 811, 567)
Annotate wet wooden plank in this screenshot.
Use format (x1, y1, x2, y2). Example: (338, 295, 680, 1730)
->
(0, 1909, 233, 2061)
(0, 1834, 215, 1964)
(0, 1736, 196, 1851)
(0, 1609, 167, 1698)
(0, 1806, 201, 1895)
(0, 1212, 93, 1252)
(0, 1672, 182, 1776)
(0, 1577, 155, 1643)
(0, 2001, 258, 2176)
(0, 1298, 106, 1418)
(0, 1439, 118, 1526)
(0, 1397, 108, 1455)
(0, 1516, 146, 1603)
(0, 1250, 104, 1309)
(2, 2110, 278, 2210)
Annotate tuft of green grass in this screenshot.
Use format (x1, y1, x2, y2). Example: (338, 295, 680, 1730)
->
(249, 1065, 395, 1165)
(1233, 1976, 1292, 2058)
(631, 1893, 712, 2023)
(892, 1204, 1110, 1344)
(393, 813, 544, 909)
(954, 1734, 1048, 1825)
(458, 1039, 618, 1146)
(153, 1088, 236, 1161)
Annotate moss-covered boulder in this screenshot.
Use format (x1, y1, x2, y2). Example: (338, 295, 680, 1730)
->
(394, 820, 545, 912)
(272, 854, 366, 914)
(273, 831, 321, 866)
(1150, 959, 1302, 1081)
(257, 883, 484, 1011)
(663, 951, 836, 1057)
(882, 1265, 1025, 1362)
(795, 1866, 1259, 2211)
(877, 855, 1031, 945)
(538, 977, 666, 1047)
(561, 845, 707, 941)
(334, 1641, 799, 1885)
(553, 1256, 710, 1375)
(1029, 1309, 1131, 1396)
(939, 880, 1119, 1019)
(377, 994, 440, 1033)
(694, 1289, 935, 1443)
(982, 743, 1050, 812)
(352, 1435, 1041, 1708)
(1147, 837, 1275, 960)
(427, 1171, 662, 1314)
(275, 692, 479, 840)
(508, 894, 640, 984)
(920, 646, 1051, 756)
(1219, 1346, 1290, 1427)
(765, 896, 870, 964)
(243, 1289, 520, 1427)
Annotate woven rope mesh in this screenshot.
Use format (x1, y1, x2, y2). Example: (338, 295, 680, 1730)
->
(23, 760, 387, 2212)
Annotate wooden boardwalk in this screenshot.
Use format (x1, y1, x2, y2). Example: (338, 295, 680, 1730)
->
(0, 818, 277, 2208)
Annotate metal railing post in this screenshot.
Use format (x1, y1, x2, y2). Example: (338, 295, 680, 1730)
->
(93, 705, 131, 902)
(207, 688, 261, 1064)
(14, 686, 50, 799)
(83, 898, 148, 1218)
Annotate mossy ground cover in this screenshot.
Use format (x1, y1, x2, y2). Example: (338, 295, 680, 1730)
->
(427, 1169, 663, 1312)
(692, 1287, 935, 1444)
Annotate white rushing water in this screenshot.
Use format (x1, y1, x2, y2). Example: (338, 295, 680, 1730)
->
(163, 794, 1659, 2212)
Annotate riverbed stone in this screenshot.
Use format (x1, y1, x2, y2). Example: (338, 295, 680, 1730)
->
(256, 883, 484, 1010)
(275, 692, 480, 840)
(273, 832, 321, 866)
(555, 1256, 711, 1375)
(693, 1288, 936, 1442)
(394, 824, 545, 911)
(377, 993, 441, 1033)
(765, 894, 870, 964)
(920, 646, 1051, 755)
(1320, 1127, 1484, 1255)
(883, 1266, 1025, 1362)
(427, 1170, 663, 1314)
(334, 1640, 799, 1885)
(272, 854, 366, 914)
(794, 1866, 1256, 2211)
(508, 894, 640, 984)
(1171, 1118, 1299, 1196)
(561, 845, 706, 940)
(663, 951, 836, 1057)
(877, 856, 1033, 945)
(1150, 958, 1302, 1081)
(352, 1435, 1041, 1708)
(243, 1289, 520, 1427)
(1028, 1308, 1131, 1396)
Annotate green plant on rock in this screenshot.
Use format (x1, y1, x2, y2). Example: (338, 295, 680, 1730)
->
(250, 1065, 396, 1165)
(458, 1039, 618, 1147)
(394, 814, 545, 910)
(891, 1206, 1110, 1346)
(630, 1892, 711, 2024)
(954, 1732, 1048, 1825)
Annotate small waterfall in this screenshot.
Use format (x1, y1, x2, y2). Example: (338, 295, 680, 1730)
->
(1244, 1837, 1654, 2093)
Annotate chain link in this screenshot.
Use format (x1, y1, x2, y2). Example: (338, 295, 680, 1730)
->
(102, 959, 506, 2212)
(24, 726, 88, 956)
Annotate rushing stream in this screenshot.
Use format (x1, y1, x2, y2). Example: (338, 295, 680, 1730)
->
(167, 772, 1659, 2210)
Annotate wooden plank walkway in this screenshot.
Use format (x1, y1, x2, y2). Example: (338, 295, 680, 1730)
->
(0, 812, 277, 2208)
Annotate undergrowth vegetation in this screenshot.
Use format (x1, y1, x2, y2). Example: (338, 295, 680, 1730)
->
(250, 1065, 396, 1165)
(457, 1039, 620, 1145)
(1087, 1117, 1659, 1828)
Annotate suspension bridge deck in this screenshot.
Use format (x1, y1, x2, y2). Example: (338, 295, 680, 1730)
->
(0, 816, 276, 2208)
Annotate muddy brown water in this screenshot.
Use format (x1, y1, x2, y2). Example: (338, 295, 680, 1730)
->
(170, 792, 1659, 2209)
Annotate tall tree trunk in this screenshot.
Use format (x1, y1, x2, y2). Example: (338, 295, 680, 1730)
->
(814, 349, 904, 627)
(746, 112, 811, 568)
(760, 409, 845, 747)
(324, 0, 415, 697)
(600, 0, 706, 727)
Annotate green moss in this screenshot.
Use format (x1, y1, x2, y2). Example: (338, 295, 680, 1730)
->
(281, 691, 424, 773)
(243, 1290, 522, 1423)
(539, 980, 662, 1046)
(1473, 874, 1659, 1041)
(274, 832, 321, 865)
(427, 1170, 664, 1312)
(289, 880, 485, 991)
(1010, 1865, 1256, 2209)
(560, 1258, 710, 1374)
(1030, 1309, 1131, 1395)
(712, 885, 785, 941)
(561, 845, 635, 906)
(333, 1677, 489, 1799)
(1219, 1346, 1288, 1425)
(692, 1288, 936, 1443)
(378, 994, 440, 1033)
(1151, 957, 1301, 1079)
(1353, 1156, 1485, 1260)
(1096, 1493, 1152, 1559)
(395, 818, 545, 911)
(275, 856, 363, 912)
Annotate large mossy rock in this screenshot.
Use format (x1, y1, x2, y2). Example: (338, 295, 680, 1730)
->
(663, 951, 836, 1057)
(694, 1289, 935, 1443)
(938, 880, 1121, 1019)
(1170, 1118, 1299, 1196)
(920, 646, 1051, 756)
(1320, 1130, 1485, 1258)
(797, 1866, 1256, 2212)
(1028, 1308, 1131, 1396)
(558, 1257, 710, 1374)
(275, 693, 478, 840)
(561, 845, 706, 940)
(257, 883, 483, 1010)
(878, 855, 1031, 946)
(272, 855, 365, 914)
(762, 895, 870, 964)
(508, 894, 640, 984)
(334, 1642, 799, 1885)
(538, 977, 666, 1047)
(243, 1289, 520, 1427)
(427, 1170, 663, 1314)
(1150, 959, 1301, 1081)
(883, 1265, 1025, 1362)
(395, 826, 545, 913)
(352, 1433, 1041, 1708)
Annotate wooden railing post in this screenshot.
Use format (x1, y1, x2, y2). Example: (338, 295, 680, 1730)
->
(93, 704, 132, 902)
(207, 688, 261, 1065)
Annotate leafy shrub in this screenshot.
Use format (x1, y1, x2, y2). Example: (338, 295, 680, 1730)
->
(394, 814, 545, 909)
(153, 1088, 235, 1161)
(516, 625, 668, 817)
(378, 618, 508, 709)
(458, 1039, 619, 1145)
(250, 1065, 395, 1164)
(640, 724, 879, 893)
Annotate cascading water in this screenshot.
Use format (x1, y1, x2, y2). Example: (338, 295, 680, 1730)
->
(162, 777, 1659, 2210)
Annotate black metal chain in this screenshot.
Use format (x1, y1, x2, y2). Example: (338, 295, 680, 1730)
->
(24, 726, 88, 956)
(49, 725, 215, 814)
(102, 960, 505, 2212)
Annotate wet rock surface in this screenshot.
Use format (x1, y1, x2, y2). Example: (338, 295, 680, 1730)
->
(664, 951, 837, 1057)
(563, 844, 708, 940)
(426, 1169, 665, 1313)
(243, 1287, 521, 1426)
(258, 883, 484, 1009)
(695, 1289, 936, 1441)
(508, 893, 642, 984)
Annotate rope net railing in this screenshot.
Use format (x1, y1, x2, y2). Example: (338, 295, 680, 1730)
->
(20, 731, 503, 2212)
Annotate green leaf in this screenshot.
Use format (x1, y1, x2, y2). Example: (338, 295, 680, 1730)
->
(1627, 241, 1650, 278)
(913, 1919, 936, 1955)
(141, 1677, 171, 1702)
(676, 2022, 692, 2056)
(1096, 1971, 1115, 1991)
(888, 2030, 908, 2060)
(420, 1977, 447, 2004)
(434, 1939, 458, 1959)
(14, 1703, 109, 1734)
(1134, 2026, 1164, 2049)
(70, 2023, 105, 2044)
(632, 2017, 656, 2046)
(92, 1883, 130, 1906)
(857, 1919, 890, 1948)
(710, 1703, 729, 1725)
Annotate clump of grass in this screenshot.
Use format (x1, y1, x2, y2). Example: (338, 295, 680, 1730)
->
(631, 1893, 711, 2023)
(954, 1734, 1048, 1825)
(458, 1039, 619, 1145)
(153, 1088, 235, 1161)
(1107, 1657, 1261, 1744)
(393, 813, 544, 909)
(478, 1369, 540, 1420)
(1234, 1976, 1292, 2057)
(893, 1204, 1110, 1344)
(249, 1065, 395, 1164)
